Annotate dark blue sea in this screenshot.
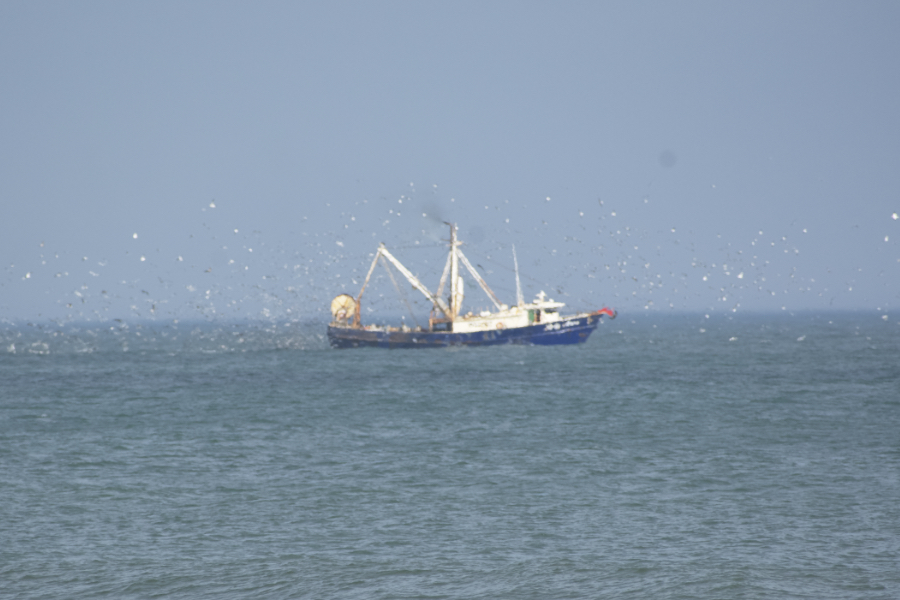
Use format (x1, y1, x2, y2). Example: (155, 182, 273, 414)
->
(2, 313, 898, 599)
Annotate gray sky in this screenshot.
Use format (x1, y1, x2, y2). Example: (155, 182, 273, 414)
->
(2, 1, 898, 322)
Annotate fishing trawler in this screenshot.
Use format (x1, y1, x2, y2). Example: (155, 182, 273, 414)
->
(327, 224, 616, 348)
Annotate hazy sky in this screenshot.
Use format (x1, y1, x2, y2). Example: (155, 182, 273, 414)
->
(2, 1, 898, 322)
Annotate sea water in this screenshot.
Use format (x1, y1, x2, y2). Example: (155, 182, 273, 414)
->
(2, 313, 898, 599)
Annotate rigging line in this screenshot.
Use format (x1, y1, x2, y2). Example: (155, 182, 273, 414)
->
(463, 247, 570, 290)
(378, 256, 422, 329)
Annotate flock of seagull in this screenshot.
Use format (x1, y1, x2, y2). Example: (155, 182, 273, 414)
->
(2, 190, 897, 327)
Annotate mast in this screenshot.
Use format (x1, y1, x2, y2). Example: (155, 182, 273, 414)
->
(513, 244, 524, 307)
(445, 223, 503, 313)
(449, 223, 462, 318)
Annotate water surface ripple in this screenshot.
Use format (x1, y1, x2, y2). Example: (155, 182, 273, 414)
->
(2, 314, 898, 598)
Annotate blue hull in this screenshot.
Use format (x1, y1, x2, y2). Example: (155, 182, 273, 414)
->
(328, 314, 601, 349)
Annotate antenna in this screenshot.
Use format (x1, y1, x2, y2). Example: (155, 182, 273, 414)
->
(513, 244, 524, 307)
